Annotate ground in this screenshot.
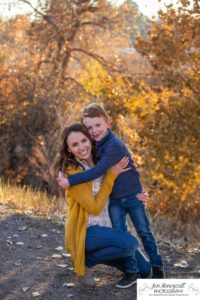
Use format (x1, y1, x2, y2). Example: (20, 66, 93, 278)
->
(0, 204, 199, 300)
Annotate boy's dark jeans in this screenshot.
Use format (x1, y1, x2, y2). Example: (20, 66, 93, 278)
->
(109, 194, 163, 268)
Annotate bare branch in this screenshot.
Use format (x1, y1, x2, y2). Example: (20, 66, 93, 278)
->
(18, 0, 64, 50)
(79, 21, 105, 28)
(70, 47, 118, 72)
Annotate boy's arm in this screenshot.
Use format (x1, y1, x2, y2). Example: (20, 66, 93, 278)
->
(68, 143, 125, 187)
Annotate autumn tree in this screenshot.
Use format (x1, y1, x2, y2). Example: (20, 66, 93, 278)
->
(77, 0, 200, 232)
(135, 0, 200, 95)
(1, 0, 149, 190)
(0, 0, 116, 190)
(128, 0, 200, 228)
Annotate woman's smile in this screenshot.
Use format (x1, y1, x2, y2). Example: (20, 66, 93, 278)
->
(78, 148, 90, 159)
(67, 131, 92, 162)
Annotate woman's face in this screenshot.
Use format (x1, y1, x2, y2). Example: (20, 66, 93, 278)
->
(67, 131, 92, 161)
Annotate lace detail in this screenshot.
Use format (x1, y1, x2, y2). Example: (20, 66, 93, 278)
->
(79, 162, 112, 228)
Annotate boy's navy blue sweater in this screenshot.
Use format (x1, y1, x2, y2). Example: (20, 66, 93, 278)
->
(68, 129, 142, 199)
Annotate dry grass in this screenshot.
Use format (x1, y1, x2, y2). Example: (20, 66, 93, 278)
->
(128, 210, 200, 248)
(0, 179, 68, 219)
(1, 179, 199, 247)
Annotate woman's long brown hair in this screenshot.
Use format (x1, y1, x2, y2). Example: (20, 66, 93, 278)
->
(53, 122, 95, 175)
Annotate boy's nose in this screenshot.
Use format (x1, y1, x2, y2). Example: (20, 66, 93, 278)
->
(90, 128, 95, 134)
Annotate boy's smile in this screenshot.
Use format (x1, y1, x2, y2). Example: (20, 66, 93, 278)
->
(83, 116, 110, 142)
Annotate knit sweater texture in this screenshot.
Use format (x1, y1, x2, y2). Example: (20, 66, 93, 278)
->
(65, 165, 117, 276)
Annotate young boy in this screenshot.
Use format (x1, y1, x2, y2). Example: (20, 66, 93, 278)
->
(58, 103, 164, 285)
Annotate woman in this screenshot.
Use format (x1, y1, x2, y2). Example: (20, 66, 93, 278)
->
(55, 123, 151, 288)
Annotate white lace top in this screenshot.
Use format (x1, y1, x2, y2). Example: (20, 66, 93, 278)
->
(80, 162, 112, 228)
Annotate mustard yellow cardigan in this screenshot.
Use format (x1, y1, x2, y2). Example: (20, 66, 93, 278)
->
(65, 165, 117, 276)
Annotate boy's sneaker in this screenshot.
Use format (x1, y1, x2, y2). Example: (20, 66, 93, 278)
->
(152, 267, 164, 278)
(147, 267, 153, 278)
(115, 272, 140, 289)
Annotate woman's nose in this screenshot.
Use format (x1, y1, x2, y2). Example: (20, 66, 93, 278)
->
(80, 144, 86, 150)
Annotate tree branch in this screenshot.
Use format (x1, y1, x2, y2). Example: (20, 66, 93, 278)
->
(18, 0, 64, 50)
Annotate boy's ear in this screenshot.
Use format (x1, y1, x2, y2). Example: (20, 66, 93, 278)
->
(106, 118, 111, 128)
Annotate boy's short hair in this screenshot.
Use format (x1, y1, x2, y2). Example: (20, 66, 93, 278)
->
(82, 103, 110, 120)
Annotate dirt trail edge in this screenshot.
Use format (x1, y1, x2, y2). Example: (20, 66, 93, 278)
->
(0, 205, 199, 300)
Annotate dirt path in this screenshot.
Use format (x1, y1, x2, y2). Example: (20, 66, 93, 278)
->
(0, 205, 199, 300)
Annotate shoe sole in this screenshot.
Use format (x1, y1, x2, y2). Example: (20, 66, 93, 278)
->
(147, 267, 153, 278)
(115, 280, 137, 289)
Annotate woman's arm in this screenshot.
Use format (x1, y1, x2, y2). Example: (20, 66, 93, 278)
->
(67, 171, 117, 216)
(67, 156, 129, 215)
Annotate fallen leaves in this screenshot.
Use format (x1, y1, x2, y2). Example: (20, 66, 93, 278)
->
(55, 246, 64, 251)
(174, 260, 189, 268)
(6, 240, 13, 246)
(62, 252, 71, 257)
(40, 234, 48, 238)
(194, 248, 200, 253)
(36, 256, 43, 260)
(16, 242, 24, 245)
(36, 256, 49, 261)
(57, 264, 68, 268)
(36, 245, 43, 249)
(14, 260, 22, 266)
(32, 291, 40, 297)
(18, 226, 27, 231)
(94, 277, 101, 282)
(63, 282, 75, 287)
(22, 287, 30, 292)
(51, 253, 62, 258)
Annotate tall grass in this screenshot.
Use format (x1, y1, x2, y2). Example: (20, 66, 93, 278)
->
(0, 179, 199, 246)
(0, 179, 68, 218)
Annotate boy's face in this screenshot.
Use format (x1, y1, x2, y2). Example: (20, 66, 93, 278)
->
(83, 116, 110, 142)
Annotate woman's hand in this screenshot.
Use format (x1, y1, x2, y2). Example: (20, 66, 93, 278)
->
(109, 156, 130, 176)
(136, 192, 149, 204)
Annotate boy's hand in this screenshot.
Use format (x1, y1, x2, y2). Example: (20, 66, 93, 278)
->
(136, 192, 149, 203)
(57, 171, 70, 190)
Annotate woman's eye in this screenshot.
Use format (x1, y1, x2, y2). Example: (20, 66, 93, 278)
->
(72, 143, 78, 147)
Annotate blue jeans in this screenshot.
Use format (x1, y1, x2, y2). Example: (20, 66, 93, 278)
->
(85, 225, 151, 277)
(109, 194, 163, 268)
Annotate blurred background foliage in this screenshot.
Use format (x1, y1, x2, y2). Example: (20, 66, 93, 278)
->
(0, 0, 199, 235)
